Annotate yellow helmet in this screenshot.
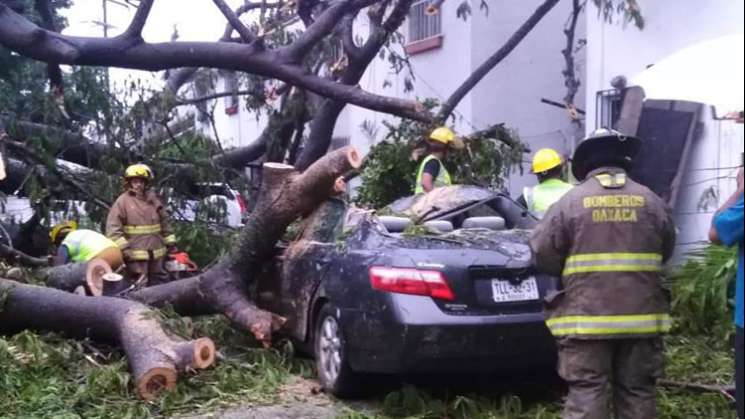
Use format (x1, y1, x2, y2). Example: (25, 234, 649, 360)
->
(429, 127, 465, 150)
(50, 221, 77, 243)
(531, 148, 563, 174)
(124, 163, 153, 181)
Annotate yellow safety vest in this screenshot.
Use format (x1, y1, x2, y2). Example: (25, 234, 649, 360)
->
(61, 229, 117, 263)
(523, 179, 574, 217)
(415, 155, 452, 194)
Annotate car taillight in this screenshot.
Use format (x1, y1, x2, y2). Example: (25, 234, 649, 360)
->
(236, 194, 247, 213)
(369, 267, 455, 301)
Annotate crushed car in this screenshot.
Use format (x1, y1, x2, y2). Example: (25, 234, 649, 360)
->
(257, 185, 560, 397)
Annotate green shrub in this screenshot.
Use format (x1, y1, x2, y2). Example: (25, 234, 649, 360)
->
(670, 244, 738, 340)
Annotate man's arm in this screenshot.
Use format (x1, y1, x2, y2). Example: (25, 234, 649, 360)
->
(710, 168, 744, 244)
(530, 202, 570, 276)
(53, 245, 70, 266)
(106, 198, 129, 250)
(420, 159, 441, 193)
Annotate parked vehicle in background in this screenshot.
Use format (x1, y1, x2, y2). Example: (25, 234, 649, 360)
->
(170, 183, 247, 228)
(257, 186, 559, 397)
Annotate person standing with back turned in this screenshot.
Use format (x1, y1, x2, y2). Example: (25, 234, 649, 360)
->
(530, 129, 676, 419)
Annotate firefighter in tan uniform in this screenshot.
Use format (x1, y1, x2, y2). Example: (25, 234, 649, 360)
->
(106, 164, 177, 285)
(530, 129, 676, 419)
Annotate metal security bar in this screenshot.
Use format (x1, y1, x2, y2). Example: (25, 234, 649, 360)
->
(595, 88, 624, 129)
(409, 0, 442, 43)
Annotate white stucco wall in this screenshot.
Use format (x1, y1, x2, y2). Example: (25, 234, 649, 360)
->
(468, 0, 587, 197)
(585, 0, 745, 132)
(346, 0, 587, 197)
(674, 117, 743, 261)
(584, 0, 744, 261)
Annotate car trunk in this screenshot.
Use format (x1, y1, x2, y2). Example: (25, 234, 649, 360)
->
(399, 243, 554, 317)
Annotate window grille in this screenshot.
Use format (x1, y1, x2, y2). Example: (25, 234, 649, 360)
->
(409, 0, 442, 43)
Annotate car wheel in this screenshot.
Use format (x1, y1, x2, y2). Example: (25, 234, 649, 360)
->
(314, 304, 362, 398)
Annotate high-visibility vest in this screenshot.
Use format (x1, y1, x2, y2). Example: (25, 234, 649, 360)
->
(523, 179, 574, 217)
(415, 155, 452, 194)
(61, 229, 118, 263)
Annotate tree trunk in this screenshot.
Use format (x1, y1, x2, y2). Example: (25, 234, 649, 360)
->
(128, 146, 362, 346)
(42, 258, 112, 296)
(0, 278, 216, 400)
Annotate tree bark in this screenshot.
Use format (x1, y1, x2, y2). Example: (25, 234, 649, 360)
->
(42, 258, 112, 296)
(0, 3, 432, 122)
(0, 278, 216, 400)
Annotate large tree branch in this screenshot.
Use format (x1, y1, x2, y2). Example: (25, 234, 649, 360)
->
(212, 0, 256, 43)
(123, 0, 154, 39)
(0, 3, 430, 121)
(562, 0, 584, 109)
(437, 0, 561, 121)
(294, 0, 414, 169)
(32, 0, 63, 91)
(0, 116, 108, 167)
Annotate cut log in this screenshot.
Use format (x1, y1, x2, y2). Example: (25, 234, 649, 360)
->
(0, 278, 216, 400)
(43, 258, 112, 296)
(128, 146, 362, 347)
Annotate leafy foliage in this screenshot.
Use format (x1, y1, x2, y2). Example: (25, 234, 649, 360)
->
(0, 316, 311, 418)
(355, 102, 524, 209)
(669, 244, 738, 340)
(592, 0, 645, 29)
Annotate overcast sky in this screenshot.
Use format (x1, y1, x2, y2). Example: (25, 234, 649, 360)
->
(61, 0, 243, 90)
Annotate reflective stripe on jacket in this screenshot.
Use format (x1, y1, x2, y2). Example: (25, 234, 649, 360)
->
(530, 167, 677, 340)
(61, 229, 118, 263)
(106, 190, 175, 262)
(523, 179, 574, 217)
(415, 155, 452, 194)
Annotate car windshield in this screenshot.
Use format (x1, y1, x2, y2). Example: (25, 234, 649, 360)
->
(386, 185, 500, 221)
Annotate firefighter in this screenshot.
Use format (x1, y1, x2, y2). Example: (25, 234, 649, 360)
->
(106, 164, 176, 286)
(518, 148, 574, 218)
(415, 127, 464, 194)
(50, 221, 124, 269)
(530, 129, 676, 419)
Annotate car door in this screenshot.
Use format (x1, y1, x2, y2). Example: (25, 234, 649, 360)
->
(277, 199, 347, 342)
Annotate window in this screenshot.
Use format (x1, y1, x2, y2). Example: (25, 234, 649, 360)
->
(408, 0, 442, 44)
(595, 89, 624, 129)
(223, 71, 239, 116)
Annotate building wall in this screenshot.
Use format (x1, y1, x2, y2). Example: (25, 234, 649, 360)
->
(585, 0, 745, 132)
(584, 0, 744, 261)
(469, 0, 587, 197)
(346, 0, 587, 197)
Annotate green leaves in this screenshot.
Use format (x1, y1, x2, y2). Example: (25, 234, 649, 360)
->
(669, 244, 738, 340)
(591, 0, 645, 30)
(355, 103, 524, 209)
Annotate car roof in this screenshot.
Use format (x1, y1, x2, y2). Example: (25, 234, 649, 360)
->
(386, 185, 500, 222)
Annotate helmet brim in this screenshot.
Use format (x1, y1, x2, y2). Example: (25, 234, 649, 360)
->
(572, 134, 641, 181)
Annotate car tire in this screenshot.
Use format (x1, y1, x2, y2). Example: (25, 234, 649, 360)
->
(314, 303, 363, 398)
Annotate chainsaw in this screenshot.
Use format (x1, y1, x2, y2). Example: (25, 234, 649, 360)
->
(165, 251, 199, 273)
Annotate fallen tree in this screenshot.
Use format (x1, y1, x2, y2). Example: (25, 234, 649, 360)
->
(129, 146, 362, 347)
(0, 278, 216, 400)
(42, 258, 112, 296)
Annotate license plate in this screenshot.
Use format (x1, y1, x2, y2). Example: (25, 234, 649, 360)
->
(491, 277, 539, 303)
